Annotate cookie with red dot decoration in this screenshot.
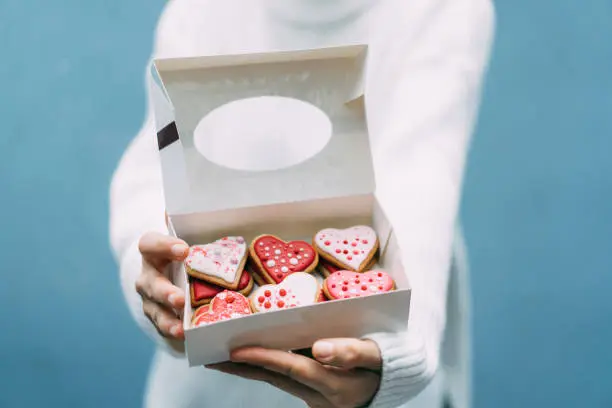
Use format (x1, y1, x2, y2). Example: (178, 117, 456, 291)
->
(191, 291, 252, 327)
(323, 270, 395, 300)
(189, 270, 254, 308)
(313, 226, 379, 272)
(250, 272, 320, 313)
(185, 236, 248, 290)
(249, 235, 318, 284)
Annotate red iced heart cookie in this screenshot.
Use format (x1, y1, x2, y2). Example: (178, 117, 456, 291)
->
(250, 272, 319, 313)
(250, 235, 318, 284)
(323, 270, 395, 300)
(191, 291, 251, 328)
(313, 226, 379, 272)
(190, 271, 253, 307)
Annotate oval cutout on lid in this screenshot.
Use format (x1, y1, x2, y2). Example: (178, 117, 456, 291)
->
(193, 96, 332, 172)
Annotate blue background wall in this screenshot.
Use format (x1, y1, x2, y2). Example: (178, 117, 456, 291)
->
(1, 1, 610, 407)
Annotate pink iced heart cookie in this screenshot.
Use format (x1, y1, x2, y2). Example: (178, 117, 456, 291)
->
(313, 226, 379, 272)
(250, 235, 318, 284)
(185, 236, 247, 290)
(323, 270, 395, 300)
(191, 291, 252, 327)
(250, 272, 320, 313)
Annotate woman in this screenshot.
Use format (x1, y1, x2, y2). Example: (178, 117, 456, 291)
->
(110, 0, 495, 407)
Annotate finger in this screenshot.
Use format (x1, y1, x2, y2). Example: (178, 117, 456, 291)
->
(312, 338, 382, 370)
(136, 262, 185, 310)
(208, 363, 331, 407)
(230, 347, 336, 395)
(142, 300, 184, 339)
(138, 232, 189, 262)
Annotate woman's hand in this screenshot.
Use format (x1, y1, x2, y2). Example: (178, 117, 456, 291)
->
(209, 338, 382, 408)
(136, 231, 189, 340)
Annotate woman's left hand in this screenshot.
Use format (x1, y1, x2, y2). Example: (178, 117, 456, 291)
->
(208, 338, 382, 408)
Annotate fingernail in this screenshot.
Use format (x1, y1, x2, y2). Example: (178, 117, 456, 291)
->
(313, 341, 334, 361)
(170, 324, 182, 337)
(171, 244, 188, 258)
(168, 293, 179, 306)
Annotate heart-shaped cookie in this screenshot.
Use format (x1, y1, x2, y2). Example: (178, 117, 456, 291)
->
(323, 270, 395, 300)
(250, 235, 318, 284)
(313, 226, 378, 272)
(191, 291, 252, 327)
(190, 271, 253, 307)
(250, 272, 319, 313)
(185, 236, 247, 290)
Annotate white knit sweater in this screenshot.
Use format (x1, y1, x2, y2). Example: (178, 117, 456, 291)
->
(109, 1, 494, 407)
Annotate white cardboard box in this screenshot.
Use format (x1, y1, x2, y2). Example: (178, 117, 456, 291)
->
(149, 44, 411, 366)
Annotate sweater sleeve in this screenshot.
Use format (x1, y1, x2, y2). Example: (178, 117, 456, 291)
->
(363, 0, 495, 406)
(109, 103, 185, 354)
(108, 2, 191, 356)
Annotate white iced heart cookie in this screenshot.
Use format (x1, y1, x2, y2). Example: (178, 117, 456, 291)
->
(250, 272, 320, 313)
(313, 226, 379, 272)
(185, 236, 247, 290)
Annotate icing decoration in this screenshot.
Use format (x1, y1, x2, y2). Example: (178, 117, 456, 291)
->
(251, 273, 319, 312)
(192, 291, 251, 327)
(186, 237, 247, 283)
(192, 271, 251, 301)
(252, 235, 317, 283)
(325, 270, 394, 299)
(314, 226, 377, 271)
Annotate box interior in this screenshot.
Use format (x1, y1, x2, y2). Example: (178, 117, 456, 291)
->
(168, 196, 411, 366)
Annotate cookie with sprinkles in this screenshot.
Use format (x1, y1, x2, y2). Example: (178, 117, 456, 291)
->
(313, 226, 379, 272)
(249, 235, 318, 284)
(191, 291, 252, 328)
(323, 270, 395, 300)
(250, 272, 320, 313)
(185, 236, 248, 290)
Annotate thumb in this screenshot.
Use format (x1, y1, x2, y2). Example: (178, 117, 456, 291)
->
(139, 232, 189, 262)
(312, 338, 382, 370)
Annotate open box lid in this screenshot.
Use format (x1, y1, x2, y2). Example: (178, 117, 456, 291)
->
(149, 45, 375, 220)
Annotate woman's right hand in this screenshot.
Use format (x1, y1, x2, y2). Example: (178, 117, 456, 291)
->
(136, 232, 189, 340)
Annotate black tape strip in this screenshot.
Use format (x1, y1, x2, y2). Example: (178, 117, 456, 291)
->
(157, 121, 179, 150)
